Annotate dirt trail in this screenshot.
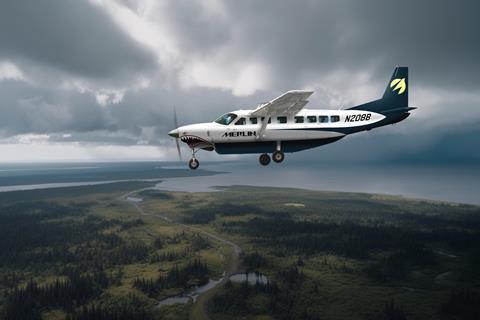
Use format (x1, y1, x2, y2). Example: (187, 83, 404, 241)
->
(120, 189, 242, 320)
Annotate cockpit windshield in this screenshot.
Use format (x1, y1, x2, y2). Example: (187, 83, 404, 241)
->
(215, 113, 237, 125)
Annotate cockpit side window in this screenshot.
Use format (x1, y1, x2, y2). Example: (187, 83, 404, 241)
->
(235, 117, 246, 125)
(249, 117, 258, 124)
(215, 113, 238, 125)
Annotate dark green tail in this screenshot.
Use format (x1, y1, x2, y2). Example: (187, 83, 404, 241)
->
(382, 66, 408, 108)
(350, 66, 412, 114)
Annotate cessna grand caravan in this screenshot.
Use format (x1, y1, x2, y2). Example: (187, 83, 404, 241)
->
(169, 67, 416, 169)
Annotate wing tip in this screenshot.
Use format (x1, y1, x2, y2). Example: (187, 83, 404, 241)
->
(286, 89, 314, 94)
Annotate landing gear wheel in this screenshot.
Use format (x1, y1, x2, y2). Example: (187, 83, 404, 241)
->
(272, 151, 285, 163)
(259, 153, 271, 166)
(188, 158, 199, 170)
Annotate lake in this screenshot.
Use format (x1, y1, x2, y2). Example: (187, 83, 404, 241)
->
(0, 161, 478, 205)
(155, 162, 480, 205)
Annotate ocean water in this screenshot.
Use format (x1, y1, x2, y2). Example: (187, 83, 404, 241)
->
(0, 162, 478, 205)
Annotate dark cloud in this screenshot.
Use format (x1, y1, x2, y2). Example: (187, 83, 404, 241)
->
(0, 0, 156, 79)
(0, 79, 111, 136)
(161, 1, 232, 53)
(0, 75, 266, 143)
(344, 0, 480, 90)
(162, 0, 480, 90)
(0, 0, 478, 164)
(287, 122, 480, 165)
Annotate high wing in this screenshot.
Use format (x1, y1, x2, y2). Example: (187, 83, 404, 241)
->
(250, 90, 314, 117)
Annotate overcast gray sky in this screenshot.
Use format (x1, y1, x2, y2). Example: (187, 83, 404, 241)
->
(0, 0, 478, 163)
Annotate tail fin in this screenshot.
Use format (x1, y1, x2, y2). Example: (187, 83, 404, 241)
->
(382, 66, 408, 108)
(349, 66, 411, 114)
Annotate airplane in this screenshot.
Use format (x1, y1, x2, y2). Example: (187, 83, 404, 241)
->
(168, 66, 416, 170)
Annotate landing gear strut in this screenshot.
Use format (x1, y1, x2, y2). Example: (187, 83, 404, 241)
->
(259, 153, 271, 166)
(188, 148, 200, 170)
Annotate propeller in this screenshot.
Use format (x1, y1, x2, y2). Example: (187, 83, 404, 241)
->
(173, 106, 182, 161)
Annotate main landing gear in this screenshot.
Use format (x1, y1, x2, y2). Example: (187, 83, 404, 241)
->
(259, 153, 271, 166)
(272, 151, 285, 163)
(259, 151, 284, 166)
(259, 141, 285, 166)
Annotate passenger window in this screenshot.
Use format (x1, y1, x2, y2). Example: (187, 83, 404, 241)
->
(330, 115, 340, 122)
(235, 117, 246, 125)
(319, 116, 329, 123)
(307, 116, 317, 123)
(294, 116, 304, 123)
(277, 116, 287, 124)
(249, 117, 258, 124)
(261, 117, 272, 124)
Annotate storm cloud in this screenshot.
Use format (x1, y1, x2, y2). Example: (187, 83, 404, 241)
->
(0, 0, 478, 163)
(0, 0, 156, 79)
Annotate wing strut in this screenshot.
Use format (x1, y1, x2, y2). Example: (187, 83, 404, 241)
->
(257, 116, 271, 140)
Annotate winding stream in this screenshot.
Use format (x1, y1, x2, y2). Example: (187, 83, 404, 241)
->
(121, 189, 244, 319)
(155, 277, 224, 308)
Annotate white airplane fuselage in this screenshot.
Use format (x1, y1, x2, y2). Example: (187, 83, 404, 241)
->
(168, 67, 415, 169)
(172, 108, 387, 154)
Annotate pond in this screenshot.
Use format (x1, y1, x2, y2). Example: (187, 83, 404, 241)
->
(156, 277, 224, 308)
(229, 272, 269, 285)
(156, 272, 269, 308)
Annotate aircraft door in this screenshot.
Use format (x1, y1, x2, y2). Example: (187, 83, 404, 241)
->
(229, 117, 254, 142)
(224, 126, 232, 142)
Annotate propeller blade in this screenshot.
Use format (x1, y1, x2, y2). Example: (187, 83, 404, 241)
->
(175, 138, 182, 160)
(173, 105, 179, 129)
(173, 106, 181, 161)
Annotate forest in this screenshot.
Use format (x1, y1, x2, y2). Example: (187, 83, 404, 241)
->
(2, 185, 480, 320)
(0, 199, 214, 320)
(194, 188, 480, 320)
(133, 259, 210, 297)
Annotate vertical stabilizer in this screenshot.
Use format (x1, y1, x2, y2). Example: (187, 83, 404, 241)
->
(382, 66, 408, 108)
(349, 66, 410, 113)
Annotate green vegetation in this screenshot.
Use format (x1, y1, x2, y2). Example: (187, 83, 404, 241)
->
(1, 184, 480, 320)
(0, 186, 223, 320)
(65, 294, 153, 320)
(155, 186, 480, 320)
(133, 259, 209, 298)
(209, 280, 280, 318)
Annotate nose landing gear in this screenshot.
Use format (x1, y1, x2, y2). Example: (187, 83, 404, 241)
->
(188, 158, 199, 170)
(188, 148, 200, 170)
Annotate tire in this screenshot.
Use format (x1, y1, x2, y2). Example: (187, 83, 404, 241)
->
(272, 151, 285, 163)
(259, 153, 271, 166)
(188, 158, 199, 170)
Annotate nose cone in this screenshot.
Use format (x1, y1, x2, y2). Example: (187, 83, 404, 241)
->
(168, 129, 179, 138)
